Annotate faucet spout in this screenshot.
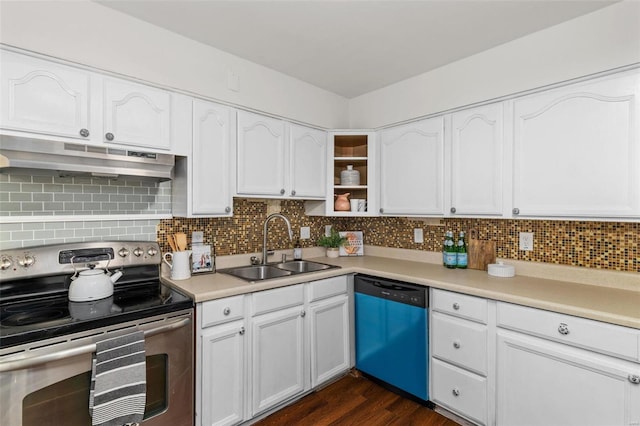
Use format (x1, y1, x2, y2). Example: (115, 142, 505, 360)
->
(262, 213, 293, 265)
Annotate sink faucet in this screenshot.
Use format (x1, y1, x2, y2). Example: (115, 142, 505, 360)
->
(262, 213, 293, 265)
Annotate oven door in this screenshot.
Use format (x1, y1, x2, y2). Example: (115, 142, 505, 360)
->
(0, 310, 193, 426)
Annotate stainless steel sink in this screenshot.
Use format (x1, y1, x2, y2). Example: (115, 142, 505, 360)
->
(273, 260, 335, 273)
(219, 260, 339, 282)
(218, 265, 293, 281)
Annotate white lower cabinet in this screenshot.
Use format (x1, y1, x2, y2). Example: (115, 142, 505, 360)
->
(496, 302, 640, 426)
(430, 289, 491, 426)
(197, 276, 352, 426)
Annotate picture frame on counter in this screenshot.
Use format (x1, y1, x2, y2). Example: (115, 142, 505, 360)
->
(192, 244, 214, 273)
(339, 231, 364, 256)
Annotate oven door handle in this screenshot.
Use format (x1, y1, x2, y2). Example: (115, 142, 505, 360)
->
(0, 316, 191, 373)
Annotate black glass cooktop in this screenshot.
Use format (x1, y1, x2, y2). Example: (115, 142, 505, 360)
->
(0, 266, 193, 349)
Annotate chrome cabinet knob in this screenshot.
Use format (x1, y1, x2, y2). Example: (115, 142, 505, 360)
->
(225, 206, 231, 213)
(133, 247, 143, 257)
(629, 374, 640, 384)
(452, 388, 460, 397)
(453, 302, 460, 310)
(379, 208, 384, 213)
(239, 327, 245, 335)
(300, 310, 306, 318)
(147, 247, 158, 256)
(453, 340, 461, 349)
(450, 207, 456, 213)
(79, 128, 90, 137)
(223, 307, 231, 316)
(105, 132, 115, 141)
(118, 248, 130, 257)
(291, 190, 296, 196)
(0, 257, 12, 271)
(558, 323, 570, 335)
(513, 207, 520, 215)
(280, 188, 285, 195)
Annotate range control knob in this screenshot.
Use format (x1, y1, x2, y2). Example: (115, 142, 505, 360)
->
(18, 255, 35, 268)
(133, 247, 144, 257)
(147, 247, 158, 256)
(0, 257, 12, 271)
(118, 248, 130, 257)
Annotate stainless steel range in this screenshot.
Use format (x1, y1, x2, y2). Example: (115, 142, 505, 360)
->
(0, 241, 194, 426)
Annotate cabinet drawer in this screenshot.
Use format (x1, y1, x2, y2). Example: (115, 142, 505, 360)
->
(201, 295, 245, 328)
(252, 284, 304, 316)
(432, 312, 488, 376)
(308, 276, 348, 302)
(431, 358, 487, 425)
(432, 289, 488, 324)
(497, 302, 640, 362)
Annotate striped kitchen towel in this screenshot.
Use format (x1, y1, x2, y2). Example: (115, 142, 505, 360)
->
(89, 330, 146, 426)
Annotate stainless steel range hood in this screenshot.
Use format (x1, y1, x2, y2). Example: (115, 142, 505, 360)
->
(0, 136, 175, 181)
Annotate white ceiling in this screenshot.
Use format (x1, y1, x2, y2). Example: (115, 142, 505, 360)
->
(96, 0, 617, 98)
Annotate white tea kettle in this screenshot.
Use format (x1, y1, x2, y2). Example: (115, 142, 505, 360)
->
(69, 260, 123, 302)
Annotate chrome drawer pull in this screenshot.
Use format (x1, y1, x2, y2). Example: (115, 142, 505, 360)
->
(452, 388, 460, 397)
(223, 307, 231, 316)
(558, 323, 570, 335)
(453, 302, 460, 310)
(239, 327, 245, 336)
(453, 340, 461, 349)
(629, 375, 640, 384)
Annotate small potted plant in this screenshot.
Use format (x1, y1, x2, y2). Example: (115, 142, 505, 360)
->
(317, 229, 347, 258)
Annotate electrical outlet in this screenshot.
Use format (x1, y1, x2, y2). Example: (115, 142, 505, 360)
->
(300, 226, 310, 240)
(325, 225, 332, 237)
(192, 231, 204, 245)
(414, 228, 424, 244)
(519, 232, 534, 251)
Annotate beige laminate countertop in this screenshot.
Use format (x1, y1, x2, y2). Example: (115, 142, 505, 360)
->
(163, 254, 640, 330)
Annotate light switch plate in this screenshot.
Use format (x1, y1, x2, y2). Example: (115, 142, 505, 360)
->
(300, 226, 310, 240)
(414, 228, 424, 243)
(192, 231, 204, 245)
(519, 232, 534, 251)
(325, 225, 332, 237)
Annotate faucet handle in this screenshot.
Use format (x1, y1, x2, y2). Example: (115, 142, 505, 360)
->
(250, 256, 260, 265)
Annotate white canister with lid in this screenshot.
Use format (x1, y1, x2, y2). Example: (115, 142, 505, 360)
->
(488, 261, 515, 278)
(340, 165, 360, 186)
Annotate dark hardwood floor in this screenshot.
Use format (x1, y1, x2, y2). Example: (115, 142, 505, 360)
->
(254, 372, 459, 426)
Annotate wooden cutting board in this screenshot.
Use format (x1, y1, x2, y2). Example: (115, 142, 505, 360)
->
(468, 229, 496, 271)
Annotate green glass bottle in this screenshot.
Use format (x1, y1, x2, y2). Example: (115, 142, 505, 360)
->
(456, 231, 468, 269)
(444, 231, 457, 269)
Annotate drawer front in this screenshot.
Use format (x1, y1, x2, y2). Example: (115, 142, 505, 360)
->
(308, 276, 348, 302)
(431, 358, 487, 425)
(432, 289, 488, 324)
(432, 311, 488, 376)
(252, 284, 305, 316)
(201, 295, 245, 328)
(497, 302, 639, 362)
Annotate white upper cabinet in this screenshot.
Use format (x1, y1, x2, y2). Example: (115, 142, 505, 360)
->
(173, 99, 234, 217)
(450, 103, 504, 216)
(102, 77, 172, 150)
(512, 70, 640, 218)
(379, 116, 444, 215)
(289, 123, 327, 199)
(1, 50, 91, 140)
(236, 110, 286, 196)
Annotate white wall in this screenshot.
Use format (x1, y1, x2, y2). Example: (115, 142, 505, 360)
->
(0, 0, 349, 129)
(348, 1, 640, 129)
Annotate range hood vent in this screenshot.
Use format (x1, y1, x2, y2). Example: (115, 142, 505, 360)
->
(0, 136, 174, 181)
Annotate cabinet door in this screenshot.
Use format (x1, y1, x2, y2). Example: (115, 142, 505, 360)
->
(309, 294, 350, 387)
(192, 100, 233, 215)
(200, 322, 246, 426)
(450, 103, 504, 215)
(289, 124, 327, 199)
(237, 111, 286, 196)
(379, 117, 444, 215)
(513, 71, 640, 218)
(1, 51, 90, 140)
(103, 78, 171, 150)
(496, 329, 640, 426)
(251, 305, 306, 415)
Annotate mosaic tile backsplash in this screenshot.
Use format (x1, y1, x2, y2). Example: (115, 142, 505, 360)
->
(163, 199, 639, 272)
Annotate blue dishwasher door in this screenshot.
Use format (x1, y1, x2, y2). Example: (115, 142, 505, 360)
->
(355, 291, 428, 401)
